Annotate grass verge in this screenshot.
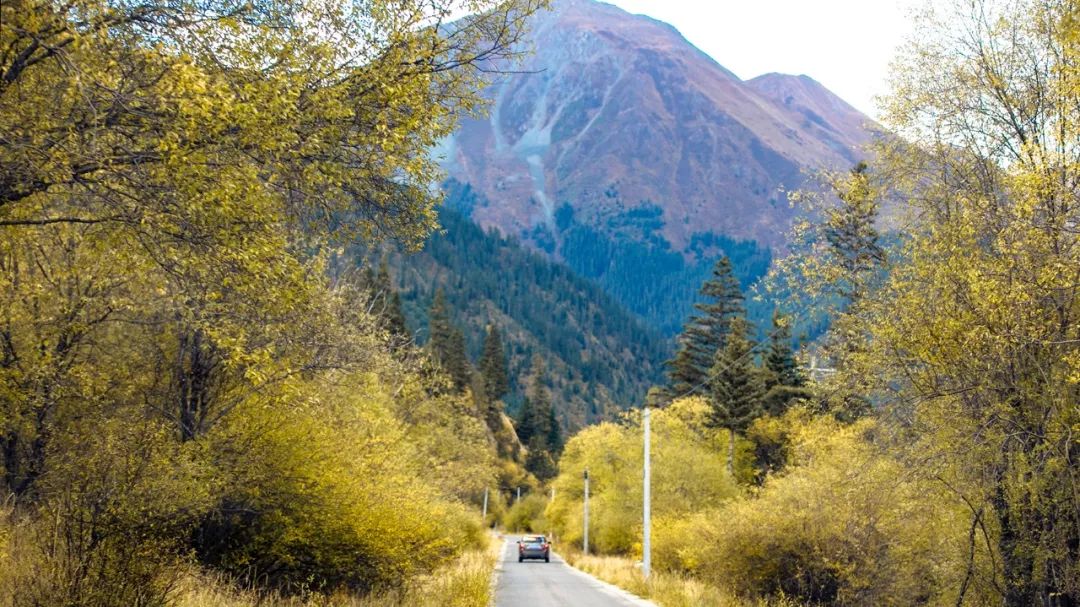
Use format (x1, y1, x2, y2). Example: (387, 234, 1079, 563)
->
(175, 536, 502, 607)
(560, 547, 801, 607)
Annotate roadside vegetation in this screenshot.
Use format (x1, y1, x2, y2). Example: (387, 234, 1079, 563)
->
(169, 537, 502, 607)
(562, 550, 804, 607)
(0, 0, 544, 603)
(2, 0, 1077, 605)
(541, 1, 1080, 606)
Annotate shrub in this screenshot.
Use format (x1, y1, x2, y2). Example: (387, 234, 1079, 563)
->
(671, 415, 970, 605)
(546, 398, 740, 556)
(191, 373, 490, 594)
(504, 493, 548, 532)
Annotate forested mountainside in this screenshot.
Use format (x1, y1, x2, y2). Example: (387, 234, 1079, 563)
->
(444, 179, 830, 342)
(355, 206, 671, 428)
(437, 0, 876, 338)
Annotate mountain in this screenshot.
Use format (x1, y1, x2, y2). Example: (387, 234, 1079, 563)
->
(436, 0, 879, 335)
(440, 0, 877, 250)
(361, 206, 671, 429)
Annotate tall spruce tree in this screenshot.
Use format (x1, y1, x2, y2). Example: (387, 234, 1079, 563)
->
(427, 288, 453, 355)
(376, 258, 409, 339)
(479, 324, 510, 402)
(667, 256, 745, 398)
(515, 397, 537, 445)
(761, 310, 812, 416)
(527, 355, 555, 444)
(525, 435, 558, 481)
(824, 161, 886, 305)
(707, 316, 764, 475)
(544, 398, 563, 455)
(519, 355, 561, 478)
(427, 289, 471, 392)
(445, 327, 472, 392)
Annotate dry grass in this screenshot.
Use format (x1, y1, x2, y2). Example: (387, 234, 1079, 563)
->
(174, 538, 501, 607)
(561, 548, 802, 607)
(0, 502, 499, 607)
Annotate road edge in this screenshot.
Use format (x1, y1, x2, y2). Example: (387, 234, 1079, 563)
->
(554, 551, 658, 607)
(487, 533, 507, 607)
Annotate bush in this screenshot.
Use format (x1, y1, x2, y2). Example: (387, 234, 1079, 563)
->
(545, 398, 740, 556)
(192, 374, 489, 594)
(666, 414, 970, 605)
(0, 416, 212, 607)
(504, 493, 548, 532)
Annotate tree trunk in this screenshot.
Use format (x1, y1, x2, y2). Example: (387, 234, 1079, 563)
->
(174, 327, 218, 442)
(727, 426, 735, 476)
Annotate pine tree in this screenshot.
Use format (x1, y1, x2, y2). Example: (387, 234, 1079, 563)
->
(427, 288, 453, 355)
(479, 324, 510, 402)
(667, 256, 745, 398)
(519, 355, 562, 478)
(525, 435, 557, 481)
(824, 161, 886, 304)
(376, 258, 408, 338)
(527, 355, 555, 444)
(760, 309, 812, 416)
(545, 401, 563, 455)
(445, 327, 472, 392)
(516, 397, 537, 445)
(764, 310, 801, 386)
(426, 289, 470, 392)
(707, 316, 764, 475)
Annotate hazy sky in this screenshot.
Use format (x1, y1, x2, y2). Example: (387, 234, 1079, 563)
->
(604, 0, 930, 119)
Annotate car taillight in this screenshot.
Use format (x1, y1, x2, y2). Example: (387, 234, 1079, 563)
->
(543, 543, 549, 550)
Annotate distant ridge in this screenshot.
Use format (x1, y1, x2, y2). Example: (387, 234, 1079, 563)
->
(438, 0, 880, 254)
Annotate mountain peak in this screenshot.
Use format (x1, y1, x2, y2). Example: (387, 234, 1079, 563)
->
(440, 1, 877, 252)
(747, 72, 877, 148)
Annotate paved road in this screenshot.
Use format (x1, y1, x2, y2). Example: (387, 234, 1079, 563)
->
(493, 536, 655, 607)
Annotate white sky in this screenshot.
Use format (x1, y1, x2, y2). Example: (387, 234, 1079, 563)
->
(604, 0, 931, 119)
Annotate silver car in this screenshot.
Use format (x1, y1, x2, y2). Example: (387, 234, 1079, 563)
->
(517, 535, 550, 562)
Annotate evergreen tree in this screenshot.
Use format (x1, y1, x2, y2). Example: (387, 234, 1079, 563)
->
(376, 258, 409, 338)
(527, 355, 555, 445)
(761, 309, 812, 416)
(445, 327, 472, 392)
(479, 324, 510, 402)
(525, 435, 557, 481)
(667, 256, 745, 398)
(427, 288, 453, 355)
(519, 355, 562, 478)
(545, 401, 563, 455)
(427, 289, 470, 392)
(706, 316, 764, 475)
(823, 161, 886, 304)
(515, 397, 537, 445)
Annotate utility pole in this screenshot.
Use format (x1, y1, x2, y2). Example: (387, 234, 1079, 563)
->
(482, 487, 489, 526)
(516, 486, 521, 503)
(583, 469, 590, 556)
(643, 406, 651, 579)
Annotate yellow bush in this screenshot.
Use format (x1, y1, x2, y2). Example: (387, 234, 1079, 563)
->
(546, 398, 740, 557)
(504, 493, 549, 532)
(672, 414, 969, 605)
(192, 372, 492, 594)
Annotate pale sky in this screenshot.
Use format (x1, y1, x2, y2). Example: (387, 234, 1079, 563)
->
(604, 0, 931, 120)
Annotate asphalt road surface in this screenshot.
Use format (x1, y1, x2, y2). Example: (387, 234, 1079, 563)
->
(493, 536, 655, 607)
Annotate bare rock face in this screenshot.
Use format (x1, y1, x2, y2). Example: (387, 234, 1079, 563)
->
(437, 0, 879, 254)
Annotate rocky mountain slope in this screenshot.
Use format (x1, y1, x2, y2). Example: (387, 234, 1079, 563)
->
(438, 0, 878, 253)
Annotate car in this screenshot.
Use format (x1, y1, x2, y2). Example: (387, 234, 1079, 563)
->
(517, 535, 550, 562)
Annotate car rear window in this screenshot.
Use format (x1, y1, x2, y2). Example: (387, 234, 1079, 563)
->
(523, 536, 544, 543)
